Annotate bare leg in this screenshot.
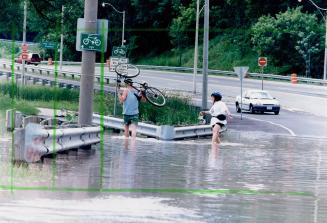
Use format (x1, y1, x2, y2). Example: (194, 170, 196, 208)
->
(124, 125, 130, 138)
(130, 124, 137, 139)
(212, 124, 221, 144)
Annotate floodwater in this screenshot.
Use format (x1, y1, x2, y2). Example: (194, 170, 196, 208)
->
(0, 125, 327, 222)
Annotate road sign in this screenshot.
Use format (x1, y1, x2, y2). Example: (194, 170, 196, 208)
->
(234, 66, 249, 80)
(109, 57, 129, 72)
(41, 42, 58, 49)
(112, 46, 127, 57)
(21, 44, 28, 52)
(80, 33, 103, 51)
(258, 57, 267, 67)
(22, 53, 28, 60)
(76, 18, 108, 52)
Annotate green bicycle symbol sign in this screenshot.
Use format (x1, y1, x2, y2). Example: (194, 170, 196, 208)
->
(80, 33, 103, 51)
(112, 46, 127, 57)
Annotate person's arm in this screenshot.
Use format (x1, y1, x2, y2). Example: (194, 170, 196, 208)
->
(200, 106, 214, 116)
(119, 89, 128, 103)
(224, 102, 232, 120)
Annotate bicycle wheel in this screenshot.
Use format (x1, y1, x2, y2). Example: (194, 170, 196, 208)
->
(115, 64, 140, 78)
(83, 39, 89, 45)
(145, 87, 166, 107)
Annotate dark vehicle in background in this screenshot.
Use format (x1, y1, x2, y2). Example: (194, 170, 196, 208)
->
(15, 53, 41, 65)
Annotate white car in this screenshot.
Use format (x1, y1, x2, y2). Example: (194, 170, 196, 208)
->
(235, 90, 280, 115)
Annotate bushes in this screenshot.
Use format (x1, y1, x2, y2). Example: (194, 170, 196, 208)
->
(139, 96, 200, 126)
(0, 83, 79, 101)
(0, 83, 200, 126)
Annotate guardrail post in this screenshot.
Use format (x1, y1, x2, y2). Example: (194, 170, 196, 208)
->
(32, 78, 37, 84)
(157, 125, 175, 140)
(6, 110, 24, 131)
(13, 128, 25, 161)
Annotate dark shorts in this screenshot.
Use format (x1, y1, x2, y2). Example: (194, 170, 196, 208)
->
(123, 114, 139, 125)
(212, 123, 225, 129)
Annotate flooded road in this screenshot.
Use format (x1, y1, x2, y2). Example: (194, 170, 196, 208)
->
(1, 127, 327, 222)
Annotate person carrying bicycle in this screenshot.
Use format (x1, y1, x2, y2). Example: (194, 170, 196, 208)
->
(200, 92, 232, 144)
(119, 79, 145, 139)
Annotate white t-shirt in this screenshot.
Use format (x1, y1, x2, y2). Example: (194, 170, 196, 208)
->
(208, 101, 229, 126)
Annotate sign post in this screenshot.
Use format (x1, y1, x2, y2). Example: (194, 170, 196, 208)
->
(21, 44, 28, 61)
(258, 57, 267, 90)
(234, 66, 249, 120)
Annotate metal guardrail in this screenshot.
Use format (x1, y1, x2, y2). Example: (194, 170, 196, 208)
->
(137, 65, 327, 85)
(92, 114, 221, 140)
(1, 61, 113, 84)
(2, 60, 327, 85)
(14, 123, 101, 163)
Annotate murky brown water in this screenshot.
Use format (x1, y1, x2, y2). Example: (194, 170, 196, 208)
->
(1, 125, 327, 222)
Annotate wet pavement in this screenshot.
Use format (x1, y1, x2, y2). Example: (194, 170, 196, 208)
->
(1, 120, 327, 223)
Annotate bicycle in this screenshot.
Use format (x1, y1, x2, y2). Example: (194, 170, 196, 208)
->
(82, 35, 102, 46)
(114, 63, 166, 107)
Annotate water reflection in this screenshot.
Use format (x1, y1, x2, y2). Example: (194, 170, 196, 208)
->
(0, 131, 327, 222)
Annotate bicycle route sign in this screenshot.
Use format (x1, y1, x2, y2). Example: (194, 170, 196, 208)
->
(112, 46, 127, 57)
(80, 33, 103, 51)
(76, 18, 108, 52)
(109, 57, 129, 72)
(41, 42, 58, 49)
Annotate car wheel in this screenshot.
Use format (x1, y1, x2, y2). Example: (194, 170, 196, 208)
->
(274, 111, 279, 115)
(236, 103, 241, 113)
(250, 105, 255, 114)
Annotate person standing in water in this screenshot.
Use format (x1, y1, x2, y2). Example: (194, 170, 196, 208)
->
(119, 79, 144, 139)
(200, 92, 232, 144)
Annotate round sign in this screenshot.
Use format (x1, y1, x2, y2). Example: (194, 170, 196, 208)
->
(22, 44, 28, 52)
(22, 53, 28, 60)
(258, 57, 267, 67)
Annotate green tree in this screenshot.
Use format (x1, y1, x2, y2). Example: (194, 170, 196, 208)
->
(251, 7, 324, 76)
(169, 5, 194, 66)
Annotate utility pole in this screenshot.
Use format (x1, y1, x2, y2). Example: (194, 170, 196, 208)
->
(78, 0, 98, 125)
(202, 0, 209, 110)
(324, 16, 327, 80)
(59, 5, 64, 76)
(22, 0, 27, 85)
(122, 11, 126, 46)
(193, 0, 200, 94)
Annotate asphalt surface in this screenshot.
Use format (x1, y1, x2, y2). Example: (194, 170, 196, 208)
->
(1, 59, 327, 138)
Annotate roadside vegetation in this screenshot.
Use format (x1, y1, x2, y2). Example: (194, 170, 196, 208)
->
(0, 83, 200, 125)
(1, 1, 325, 78)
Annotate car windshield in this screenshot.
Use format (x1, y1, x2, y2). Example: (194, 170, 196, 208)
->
(250, 92, 273, 99)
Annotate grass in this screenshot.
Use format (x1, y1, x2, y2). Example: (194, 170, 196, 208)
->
(136, 29, 290, 75)
(0, 95, 39, 115)
(0, 83, 200, 126)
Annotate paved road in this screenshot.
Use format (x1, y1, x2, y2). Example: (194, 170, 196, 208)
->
(38, 63, 327, 138)
(1, 59, 327, 138)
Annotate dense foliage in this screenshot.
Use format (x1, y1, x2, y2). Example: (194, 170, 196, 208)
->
(0, 0, 326, 77)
